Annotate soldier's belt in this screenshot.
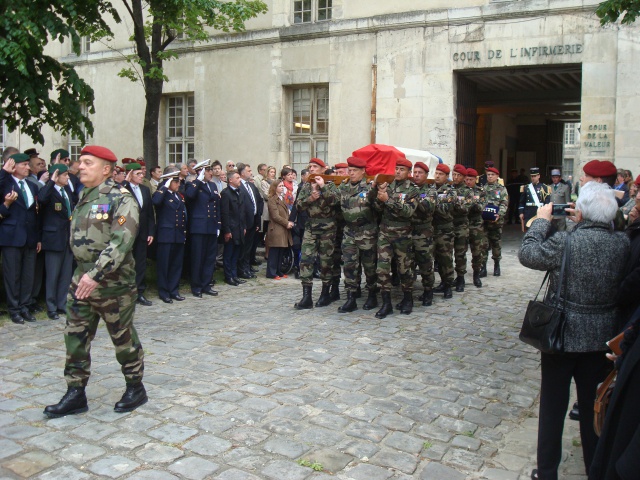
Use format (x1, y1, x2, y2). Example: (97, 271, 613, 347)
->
(381, 220, 411, 228)
(346, 219, 377, 229)
(525, 202, 537, 206)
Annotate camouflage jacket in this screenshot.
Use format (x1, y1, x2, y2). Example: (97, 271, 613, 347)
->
(452, 182, 474, 224)
(338, 178, 377, 228)
(375, 179, 419, 228)
(70, 178, 139, 285)
(296, 181, 340, 225)
(432, 182, 456, 226)
(411, 183, 437, 230)
(485, 182, 509, 218)
(468, 185, 488, 226)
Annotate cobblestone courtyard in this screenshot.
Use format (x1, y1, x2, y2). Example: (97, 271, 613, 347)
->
(0, 226, 586, 479)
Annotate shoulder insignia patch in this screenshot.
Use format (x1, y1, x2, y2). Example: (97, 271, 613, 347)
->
(117, 216, 126, 226)
(120, 188, 130, 194)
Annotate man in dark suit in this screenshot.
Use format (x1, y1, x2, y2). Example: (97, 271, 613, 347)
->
(152, 171, 187, 303)
(236, 163, 263, 279)
(38, 164, 75, 320)
(0, 154, 41, 324)
(184, 160, 221, 297)
(220, 170, 246, 285)
(123, 162, 156, 306)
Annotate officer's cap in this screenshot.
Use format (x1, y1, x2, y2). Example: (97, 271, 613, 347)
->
(530, 167, 540, 175)
(194, 159, 210, 171)
(551, 169, 562, 176)
(24, 148, 39, 157)
(159, 171, 180, 181)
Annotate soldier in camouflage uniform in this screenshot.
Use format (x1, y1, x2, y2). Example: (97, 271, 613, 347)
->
(336, 157, 379, 313)
(432, 164, 457, 299)
(45, 146, 146, 418)
(294, 158, 340, 310)
(410, 162, 437, 307)
(374, 157, 419, 318)
(482, 166, 509, 276)
(464, 168, 488, 287)
(451, 164, 474, 292)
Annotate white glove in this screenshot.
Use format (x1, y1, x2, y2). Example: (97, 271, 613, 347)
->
(217, 229, 220, 237)
(197, 169, 205, 182)
(164, 179, 172, 189)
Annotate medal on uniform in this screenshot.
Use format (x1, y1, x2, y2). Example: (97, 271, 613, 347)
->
(96, 213, 103, 220)
(55, 203, 62, 211)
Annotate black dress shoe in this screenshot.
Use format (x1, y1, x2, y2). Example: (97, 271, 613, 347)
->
(170, 294, 185, 301)
(234, 278, 247, 284)
(114, 383, 148, 413)
(21, 311, 37, 322)
(136, 295, 152, 306)
(192, 292, 203, 298)
(202, 289, 218, 296)
(57, 309, 67, 315)
(47, 311, 60, 320)
(238, 273, 255, 279)
(569, 402, 579, 421)
(44, 386, 88, 418)
(225, 278, 239, 286)
(250, 267, 259, 273)
(251, 260, 262, 266)
(10, 314, 24, 325)
(161, 297, 173, 304)
(28, 304, 44, 313)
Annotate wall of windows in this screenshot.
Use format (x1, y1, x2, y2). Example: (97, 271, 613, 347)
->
(290, 86, 329, 171)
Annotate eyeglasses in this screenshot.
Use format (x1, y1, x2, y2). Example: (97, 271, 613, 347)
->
(228, 164, 235, 167)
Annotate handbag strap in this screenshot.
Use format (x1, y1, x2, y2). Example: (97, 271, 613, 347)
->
(555, 233, 571, 311)
(533, 271, 551, 302)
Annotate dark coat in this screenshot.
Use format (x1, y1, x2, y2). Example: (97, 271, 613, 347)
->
(152, 187, 187, 244)
(220, 186, 246, 245)
(519, 218, 630, 352)
(0, 170, 40, 248)
(184, 179, 221, 235)
(267, 195, 293, 248)
(589, 308, 640, 480)
(239, 180, 264, 230)
(38, 182, 75, 252)
(124, 182, 155, 242)
(616, 219, 640, 328)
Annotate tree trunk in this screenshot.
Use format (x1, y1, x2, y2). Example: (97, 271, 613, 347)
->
(143, 77, 163, 170)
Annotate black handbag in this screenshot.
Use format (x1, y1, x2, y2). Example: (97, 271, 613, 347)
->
(519, 234, 571, 354)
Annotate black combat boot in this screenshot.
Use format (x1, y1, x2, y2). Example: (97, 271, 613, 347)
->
(455, 276, 465, 292)
(443, 284, 453, 299)
(433, 282, 446, 294)
(329, 280, 340, 303)
(114, 383, 148, 412)
(44, 386, 88, 418)
(294, 285, 313, 310)
(422, 288, 433, 307)
(494, 261, 501, 276)
(362, 288, 378, 310)
(473, 270, 482, 288)
(354, 286, 362, 299)
(399, 291, 413, 314)
(479, 263, 487, 278)
(315, 284, 332, 307)
(338, 291, 357, 313)
(294, 266, 300, 279)
(375, 292, 393, 319)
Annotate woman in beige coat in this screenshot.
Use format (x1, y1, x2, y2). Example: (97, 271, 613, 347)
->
(266, 179, 293, 279)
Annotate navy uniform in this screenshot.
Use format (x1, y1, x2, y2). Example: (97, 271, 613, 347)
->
(152, 172, 187, 303)
(38, 164, 75, 319)
(0, 153, 40, 324)
(184, 160, 221, 297)
(519, 167, 551, 227)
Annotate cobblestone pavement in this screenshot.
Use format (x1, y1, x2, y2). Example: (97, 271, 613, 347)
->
(0, 225, 587, 480)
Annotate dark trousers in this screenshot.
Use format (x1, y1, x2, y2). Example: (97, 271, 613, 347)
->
(238, 223, 257, 275)
(224, 241, 242, 280)
(44, 248, 73, 313)
(2, 246, 36, 315)
(31, 250, 45, 306)
(190, 234, 218, 294)
(267, 246, 285, 278)
(156, 242, 184, 298)
(133, 236, 148, 294)
(537, 351, 611, 479)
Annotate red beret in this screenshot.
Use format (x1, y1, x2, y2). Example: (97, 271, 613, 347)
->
(396, 158, 413, 169)
(583, 160, 617, 178)
(466, 168, 478, 177)
(334, 163, 348, 169)
(121, 157, 136, 164)
(486, 167, 500, 175)
(137, 160, 146, 167)
(309, 158, 326, 168)
(81, 145, 118, 162)
(413, 161, 429, 173)
(436, 163, 450, 175)
(114, 165, 125, 174)
(635, 175, 640, 187)
(347, 156, 366, 168)
(453, 164, 467, 176)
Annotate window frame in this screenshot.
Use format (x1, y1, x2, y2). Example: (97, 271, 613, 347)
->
(289, 85, 329, 171)
(165, 94, 195, 165)
(293, 0, 332, 24)
(0, 120, 6, 154)
(68, 105, 90, 162)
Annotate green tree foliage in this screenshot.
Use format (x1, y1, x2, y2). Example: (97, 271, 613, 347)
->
(120, 0, 268, 168)
(596, 0, 640, 25)
(0, 0, 120, 145)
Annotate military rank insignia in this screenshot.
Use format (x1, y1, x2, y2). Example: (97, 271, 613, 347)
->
(118, 216, 127, 226)
(55, 203, 62, 211)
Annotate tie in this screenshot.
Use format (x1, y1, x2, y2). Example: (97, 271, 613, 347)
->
(18, 180, 30, 207)
(133, 185, 143, 206)
(60, 188, 72, 217)
(245, 182, 256, 214)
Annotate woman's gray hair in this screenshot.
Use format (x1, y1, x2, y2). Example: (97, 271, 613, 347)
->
(576, 181, 618, 223)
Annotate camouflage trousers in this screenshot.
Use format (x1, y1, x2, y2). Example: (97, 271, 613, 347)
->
(300, 222, 336, 286)
(468, 220, 487, 271)
(483, 221, 503, 261)
(453, 220, 469, 276)
(342, 225, 378, 292)
(331, 222, 345, 282)
(433, 224, 455, 286)
(377, 225, 414, 293)
(412, 227, 435, 289)
(64, 282, 144, 388)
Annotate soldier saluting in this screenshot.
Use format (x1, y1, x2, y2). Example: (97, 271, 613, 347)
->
(45, 146, 146, 418)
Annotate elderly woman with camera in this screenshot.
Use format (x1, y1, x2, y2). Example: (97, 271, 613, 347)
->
(519, 181, 630, 480)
